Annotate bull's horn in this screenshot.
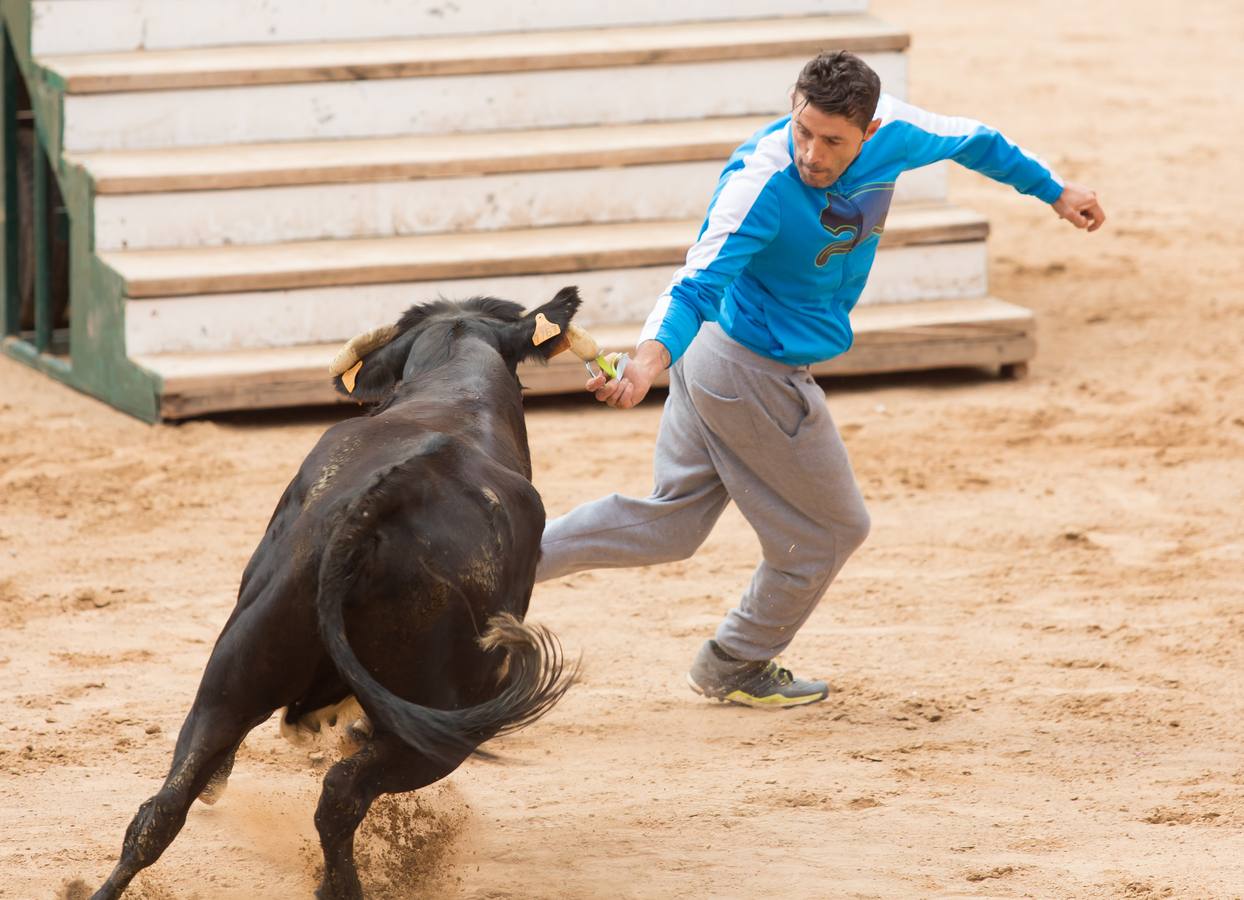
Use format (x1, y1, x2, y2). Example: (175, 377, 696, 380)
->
(328, 323, 401, 377)
(563, 324, 602, 362)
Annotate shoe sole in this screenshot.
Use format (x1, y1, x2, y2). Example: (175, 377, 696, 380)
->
(686, 673, 827, 710)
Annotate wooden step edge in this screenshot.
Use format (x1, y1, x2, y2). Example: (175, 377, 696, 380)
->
(71, 117, 774, 194)
(138, 297, 1033, 419)
(44, 16, 908, 95)
(107, 240, 688, 300)
(886, 203, 990, 247)
(106, 207, 988, 300)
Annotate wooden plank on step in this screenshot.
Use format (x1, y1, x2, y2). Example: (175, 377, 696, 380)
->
(42, 16, 909, 94)
(72, 117, 773, 194)
(137, 297, 1034, 419)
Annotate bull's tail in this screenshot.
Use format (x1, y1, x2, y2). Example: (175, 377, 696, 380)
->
(315, 457, 576, 764)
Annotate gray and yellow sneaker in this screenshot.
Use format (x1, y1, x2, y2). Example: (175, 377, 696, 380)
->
(686, 640, 829, 709)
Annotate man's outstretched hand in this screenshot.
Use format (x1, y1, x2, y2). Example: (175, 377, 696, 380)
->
(1053, 182, 1106, 232)
(586, 340, 670, 409)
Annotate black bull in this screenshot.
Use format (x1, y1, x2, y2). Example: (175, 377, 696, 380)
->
(92, 289, 583, 899)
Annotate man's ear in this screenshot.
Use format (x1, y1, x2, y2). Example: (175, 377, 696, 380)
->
(331, 326, 417, 402)
(862, 117, 881, 142)
(506, 286, 582, 363)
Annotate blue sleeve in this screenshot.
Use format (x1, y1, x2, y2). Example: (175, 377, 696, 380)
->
(640, 171, 782, 364)
(887, 99, 1065, 204)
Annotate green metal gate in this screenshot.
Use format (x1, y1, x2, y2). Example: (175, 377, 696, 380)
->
(2, 22, 70, 358)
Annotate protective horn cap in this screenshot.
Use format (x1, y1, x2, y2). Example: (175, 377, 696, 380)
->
(564, 323, 601, 362)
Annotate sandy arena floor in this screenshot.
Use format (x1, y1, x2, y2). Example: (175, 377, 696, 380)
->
(2, 1, 1242, 897)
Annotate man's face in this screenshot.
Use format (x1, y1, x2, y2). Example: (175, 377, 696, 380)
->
(790, 92, 880, 189)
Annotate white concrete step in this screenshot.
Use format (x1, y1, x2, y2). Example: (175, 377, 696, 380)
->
(75, 118, 948, 250)
(112, 206, 989, 355)
(123, 245, 987, 356)
(49, 16, 908, 151)
(105, 205, 986, 299)
(136, 297, 1034, 420)
(33, 0, 868, 56)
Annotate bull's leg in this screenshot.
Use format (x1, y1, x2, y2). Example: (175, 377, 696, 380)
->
(315, 735, 472, 900)
(91, 705, 268, 900)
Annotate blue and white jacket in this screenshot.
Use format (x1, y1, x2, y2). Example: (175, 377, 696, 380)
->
(639, 94, 1064, 366)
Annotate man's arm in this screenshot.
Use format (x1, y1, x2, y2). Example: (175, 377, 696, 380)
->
(590, 202, 777, 409)
(880, 95, 1105, 231)
(591, 130, 786, 409)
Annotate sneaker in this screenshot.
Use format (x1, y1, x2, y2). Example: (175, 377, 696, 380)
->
(686, 640, 829, 709)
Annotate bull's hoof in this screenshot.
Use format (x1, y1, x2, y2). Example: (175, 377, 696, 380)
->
(280, 697, 365, 751)
(316, 871, 364, 900)
(338, 716, 373, 757)
(197, 769, 228, 805)
(197, 749, 237, 805)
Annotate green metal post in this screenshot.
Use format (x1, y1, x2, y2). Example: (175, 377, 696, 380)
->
(2, 24, 19, 337)
(33, 125, 50, 351)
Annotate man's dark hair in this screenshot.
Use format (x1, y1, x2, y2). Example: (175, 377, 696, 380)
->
(794, 51, 882, 131)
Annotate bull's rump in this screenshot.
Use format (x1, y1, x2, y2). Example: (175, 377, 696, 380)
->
(294, 425, 546, 711)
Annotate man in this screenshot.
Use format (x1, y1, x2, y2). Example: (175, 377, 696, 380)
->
(538, 51, 1105, 708)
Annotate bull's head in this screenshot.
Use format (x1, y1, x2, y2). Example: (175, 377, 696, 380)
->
(329, 286, 582, 403)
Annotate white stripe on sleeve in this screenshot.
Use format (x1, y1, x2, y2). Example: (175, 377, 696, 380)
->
(639, 125, 791, 346)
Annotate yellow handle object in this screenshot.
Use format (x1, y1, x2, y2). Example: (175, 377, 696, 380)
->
(563, 324, 625, 378)
(596, 352, 621, 379)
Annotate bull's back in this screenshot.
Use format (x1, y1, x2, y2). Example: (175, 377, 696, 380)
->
(346, 431, 544, 610)
(236, 418, 542, 644)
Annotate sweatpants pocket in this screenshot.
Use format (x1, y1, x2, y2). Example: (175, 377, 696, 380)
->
(751, 373, 811, 439)
(687, 377, 747, 433)
(687, 368, 812, 452)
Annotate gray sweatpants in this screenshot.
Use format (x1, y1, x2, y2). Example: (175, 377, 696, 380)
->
(536, 323, 870, 661)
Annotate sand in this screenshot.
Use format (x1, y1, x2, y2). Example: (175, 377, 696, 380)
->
(2, 0, 1242, 896)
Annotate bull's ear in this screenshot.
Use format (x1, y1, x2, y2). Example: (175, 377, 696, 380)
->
(330, 326, 418, 402)
(512, 286, 582, 362)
